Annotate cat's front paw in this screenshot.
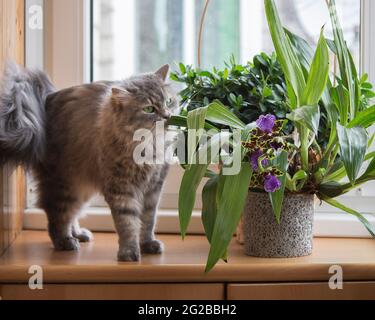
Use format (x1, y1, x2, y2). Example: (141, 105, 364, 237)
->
(53, 237, 80, 251)
(73, 228, 94, 243)
(141, 239, 164, 254)
(118, 247, 140, 262)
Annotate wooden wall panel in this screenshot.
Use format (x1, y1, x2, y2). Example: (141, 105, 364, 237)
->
(0, 284, 225, 300)
(228, 282, 375, 300)
(0, 0, 25, 257)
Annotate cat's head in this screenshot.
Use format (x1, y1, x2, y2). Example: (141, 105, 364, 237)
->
(110, 65, 176, 131)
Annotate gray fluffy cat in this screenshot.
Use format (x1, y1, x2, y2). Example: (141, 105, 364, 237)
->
(0, 62, 174, 261)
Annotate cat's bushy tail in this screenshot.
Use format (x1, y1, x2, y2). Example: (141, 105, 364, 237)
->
(0, 61, 56, 167)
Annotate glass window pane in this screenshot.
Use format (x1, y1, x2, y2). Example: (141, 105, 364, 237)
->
(93, 0, 360, 79)
(195, 0, 240, 69)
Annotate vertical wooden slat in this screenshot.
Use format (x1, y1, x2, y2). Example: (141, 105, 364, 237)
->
(0, 167, 3, 255)
(0, 0, 3, 256)
(0, 0, 26, 257)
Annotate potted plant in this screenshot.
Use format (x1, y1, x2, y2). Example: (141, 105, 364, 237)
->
(168, 0, 375, 272)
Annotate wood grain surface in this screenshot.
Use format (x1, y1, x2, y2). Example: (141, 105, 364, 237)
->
(1, 231, 375, 284)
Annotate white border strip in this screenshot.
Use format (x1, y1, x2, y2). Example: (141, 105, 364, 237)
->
(361, 0, 375, 83)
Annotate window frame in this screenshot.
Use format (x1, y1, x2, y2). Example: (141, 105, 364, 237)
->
(25, 0, 375, 237)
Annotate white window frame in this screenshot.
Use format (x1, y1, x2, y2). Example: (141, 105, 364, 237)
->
(24, 0, 375, 238)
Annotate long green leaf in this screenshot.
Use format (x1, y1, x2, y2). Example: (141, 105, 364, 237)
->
(287, 104, 320, 136)
(168, 115, 218, 131)
(323, 152, 375, 184)
(264, 0, 306, 105)
(336, 123, 367, 184)
(327, 0, 357, 119)
(179, 165, 208, 239)
(187, 107, 208, 166)
(302, 29, 329, 106)
(269, 150, 289, 223)
(347, 105, 375, 128)
(355, 152, 375, 184)
(286, 29, 333, 109)
(201, 175, 219, 243)
(287, 28, 337, 149)
(205, 163, 252, 272)
(321, 195, 375, 237)
(179, 132, 231, 238)
(206, 101, 245, 129)
(331, 85, 349, 125)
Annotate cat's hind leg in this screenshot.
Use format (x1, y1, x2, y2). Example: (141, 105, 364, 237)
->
(72, 219, 93, 243)
(39, 184, 84, 251)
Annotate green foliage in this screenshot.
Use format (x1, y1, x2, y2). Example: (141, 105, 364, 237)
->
(171, 53, 291, 131)
(169, 0, 375, 272)
(205, 162, 253, 272)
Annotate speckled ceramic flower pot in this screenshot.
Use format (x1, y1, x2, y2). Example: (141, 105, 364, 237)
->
(243, 192, 314, 258)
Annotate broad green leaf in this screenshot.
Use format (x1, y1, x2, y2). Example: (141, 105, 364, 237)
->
(201, 175, 219, 243)
(206, 101, 245, 129)
(302, 30, 329, 106)
(287, 105, 320, 136)
(317, 181, 345, 198)
(337, 123, 367, 184)
(205, 163, 252, 272)
(264, 0, 306, 105)
(179, 164, 208, 239)
(320, 195, 375, 237)
(347, 105, 375, 128)
(285, 29, 313, 71)
(269, 150, 289, 223)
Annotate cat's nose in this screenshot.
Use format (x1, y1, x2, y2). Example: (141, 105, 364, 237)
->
(163, 110, 172, 119)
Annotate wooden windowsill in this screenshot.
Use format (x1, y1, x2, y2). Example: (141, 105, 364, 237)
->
(0, 231, 375, 284)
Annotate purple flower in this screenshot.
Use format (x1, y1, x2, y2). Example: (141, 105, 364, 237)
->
(270, 141, 283, 151)
(250, 149, 268, 171)
(256, 114, 276, 133)
(264, 174, 282, 193)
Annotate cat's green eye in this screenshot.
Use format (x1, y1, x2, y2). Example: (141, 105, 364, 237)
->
(143, 106, 155, 114)
(166, 98, 173, 107)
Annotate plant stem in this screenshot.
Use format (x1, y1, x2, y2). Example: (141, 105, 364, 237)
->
(299, 125, 309, 171)
(198, 0, 211, 68)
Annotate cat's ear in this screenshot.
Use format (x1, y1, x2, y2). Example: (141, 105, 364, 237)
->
(155, 64, 170, 82)
(111, 87, 130, 105)
(111, 87, 129, 97)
